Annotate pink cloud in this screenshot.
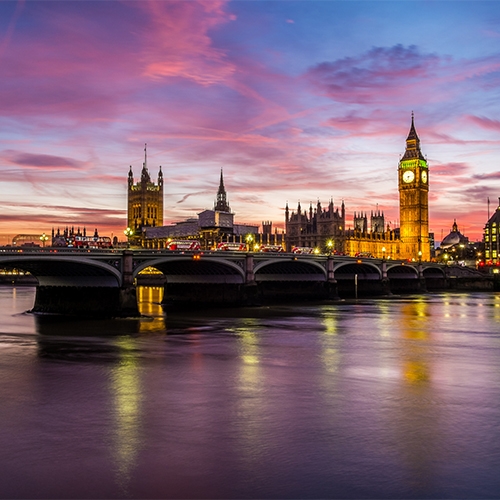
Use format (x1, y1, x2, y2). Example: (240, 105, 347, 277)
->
(305, 44, 442, 104)
(466, 115, 500, 132)
(139, 0, 236, 85)
(2, 150, 87, 170)
(430, 162, 471, 177)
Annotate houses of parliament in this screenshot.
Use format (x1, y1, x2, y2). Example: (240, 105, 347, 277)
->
(127, 115, 432, 261)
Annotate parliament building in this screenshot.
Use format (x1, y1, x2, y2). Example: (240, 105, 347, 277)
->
(285, 115, 431, 260)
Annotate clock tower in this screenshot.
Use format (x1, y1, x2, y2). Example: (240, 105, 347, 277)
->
(398, 113, 430, 261)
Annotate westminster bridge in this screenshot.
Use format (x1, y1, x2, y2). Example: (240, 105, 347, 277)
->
(0, 247, 478, 316)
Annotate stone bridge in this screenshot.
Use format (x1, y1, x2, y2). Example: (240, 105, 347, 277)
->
(0, 248, 448, 316)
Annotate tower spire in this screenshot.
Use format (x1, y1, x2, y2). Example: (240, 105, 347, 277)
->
(214, 168, 230, 212)
(141, 144, 151, 183)
(402, 112, 425, 160)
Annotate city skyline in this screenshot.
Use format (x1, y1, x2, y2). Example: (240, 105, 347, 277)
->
(1, 0, 499, 244)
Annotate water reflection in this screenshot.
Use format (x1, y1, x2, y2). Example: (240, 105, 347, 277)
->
(2, 289, 500, 498)
(137, 286, 166, 333)
(234, 320, 264, 465)
(111, 336, 143, 494)
(320, 309, 340, 374)
(399, 299, 430, 384)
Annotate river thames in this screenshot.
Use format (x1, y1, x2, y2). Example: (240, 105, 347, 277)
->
(0, 286, 499, 499)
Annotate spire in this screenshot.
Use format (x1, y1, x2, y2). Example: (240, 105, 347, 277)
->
(214, 168, 230, 212)
(158, 165, 163, 188)
(402, 112, 425, 161)
(141, 144, 151, 184)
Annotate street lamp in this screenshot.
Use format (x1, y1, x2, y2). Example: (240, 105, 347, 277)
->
(39, 233, 49, 248)
(326, 239, 334, 255)
(124, 227, 134, 248)
(382, 246, 386, 262)
(418, 250, 422, 264)
(245, 233, 255, 252)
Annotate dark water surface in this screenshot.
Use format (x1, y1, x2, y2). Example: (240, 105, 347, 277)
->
(1, 286, 500, 499)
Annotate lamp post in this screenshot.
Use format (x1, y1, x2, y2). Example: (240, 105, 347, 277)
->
(39, 233, 49, 248)
(245, 233, 254, 252)
(124, 227, 134, 248)
(382, 246, 386, 262)
(326, 239, 334, 255)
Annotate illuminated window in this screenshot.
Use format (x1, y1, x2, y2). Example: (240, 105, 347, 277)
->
(493, 251, 498, 258)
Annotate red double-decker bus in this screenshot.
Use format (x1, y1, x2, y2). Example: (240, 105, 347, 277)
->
(292, 246, 314, 254)
(216, 242, 246, 251)
(166, 240, 201, 251)
(73, 236, 112, 249)
(259, 244, 284, 253)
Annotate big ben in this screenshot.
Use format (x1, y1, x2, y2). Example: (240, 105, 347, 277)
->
(398, 113, 430, 261)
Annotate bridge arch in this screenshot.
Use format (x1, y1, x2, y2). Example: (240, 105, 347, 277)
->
(0, 255, 122, 286)
(134, 256, 246, 284)
(387, 263, 419, 279)
(254, 258, 327, 281)
(422, 266, 446, 278)
(334, 261, 382, 280)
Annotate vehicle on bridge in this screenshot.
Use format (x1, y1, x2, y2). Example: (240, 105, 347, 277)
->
(216, 242, 246, 251)
(259, 244, 284, 253)
(73, 236, 112, 249)
(292, 246, 314, 254)
(166, 240, 201, 251)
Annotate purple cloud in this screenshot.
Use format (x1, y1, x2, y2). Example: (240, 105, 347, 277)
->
(2, 150, 87, 170)
(306, 44, 441, 104)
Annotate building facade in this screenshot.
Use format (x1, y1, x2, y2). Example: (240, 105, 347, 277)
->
(141, 169, 283, 250)
(285, 115, 432, 260)
(127, 145, 163, 236)
(484, 198, 500, 263)
(398, 113, 430, 261)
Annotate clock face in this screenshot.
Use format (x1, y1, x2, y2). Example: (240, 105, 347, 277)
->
(421, 171, 428, 183)
(402, 170, 415, 183)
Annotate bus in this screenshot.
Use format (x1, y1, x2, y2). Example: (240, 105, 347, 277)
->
(73, 236, 112, 249)
(292, 246, 314, 254)
(216, 242, 246, 251)
(259, 244, 284, 253)
(166, 240, 201, 251)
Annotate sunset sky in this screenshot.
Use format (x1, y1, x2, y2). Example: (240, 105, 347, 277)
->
(1, 0, 499, 244)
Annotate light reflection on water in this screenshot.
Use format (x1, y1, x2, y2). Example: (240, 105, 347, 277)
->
(0, 286, 500, 498)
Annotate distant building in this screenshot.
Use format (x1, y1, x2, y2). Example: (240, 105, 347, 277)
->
(285, 114, 431, 260)
(484, 198, 500, 263)
(11, 234, 43, 247)
(141, 169, 281, 250)
(127, 145, 163, 238)
(434, 220, 478, 264)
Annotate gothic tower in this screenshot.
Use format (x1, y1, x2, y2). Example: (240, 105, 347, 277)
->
(214, 169, 230, 212)
(398, 114, 430, 261)
(127, 144, 164, 233)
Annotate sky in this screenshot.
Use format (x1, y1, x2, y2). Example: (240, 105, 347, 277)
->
(1, 0, 500, 244)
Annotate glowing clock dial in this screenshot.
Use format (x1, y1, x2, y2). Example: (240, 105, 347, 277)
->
(402, 170, 415, 183)
(421, 171, 428, 183)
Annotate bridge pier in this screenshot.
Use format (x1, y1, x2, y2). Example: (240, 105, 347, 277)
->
(243, 253, 261, 305)
(32, 286, 119, 317)
(326, 255, 339, 300)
